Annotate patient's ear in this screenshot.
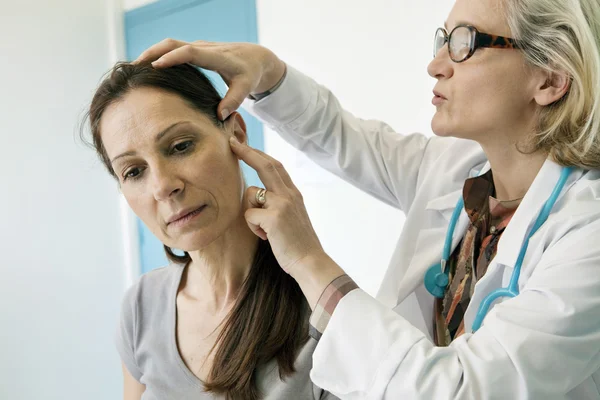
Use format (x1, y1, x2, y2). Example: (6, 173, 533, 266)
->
(225, 112, 248, 144)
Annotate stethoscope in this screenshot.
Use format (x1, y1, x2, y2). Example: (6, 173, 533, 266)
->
(424, 166, 574, 332)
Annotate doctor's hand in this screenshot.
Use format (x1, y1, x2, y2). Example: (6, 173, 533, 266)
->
(229, 138, 345, 307)
(134, 39, 286, 120)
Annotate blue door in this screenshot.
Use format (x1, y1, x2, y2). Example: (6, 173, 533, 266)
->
(125, 0, 263, 273)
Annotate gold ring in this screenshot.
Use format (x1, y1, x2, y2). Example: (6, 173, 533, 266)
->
(255, 188, 267, 206)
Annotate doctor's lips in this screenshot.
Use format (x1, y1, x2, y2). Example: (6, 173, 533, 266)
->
(167, 205, 207, 227)
(432, 90, 447, 106)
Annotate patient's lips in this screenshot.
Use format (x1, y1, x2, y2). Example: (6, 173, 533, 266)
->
(167, 205, 207, 228)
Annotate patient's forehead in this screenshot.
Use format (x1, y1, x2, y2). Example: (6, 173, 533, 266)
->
(101, 88, 200, 133)
(99, 87, 216, 156)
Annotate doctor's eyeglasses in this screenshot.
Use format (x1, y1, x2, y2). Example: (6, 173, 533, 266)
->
(434, 25, 520, 63)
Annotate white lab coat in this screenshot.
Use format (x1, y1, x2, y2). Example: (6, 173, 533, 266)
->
(244, 65, 600, 399)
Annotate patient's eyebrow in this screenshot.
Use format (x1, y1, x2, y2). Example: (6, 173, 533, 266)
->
(110, 121, 191, 164)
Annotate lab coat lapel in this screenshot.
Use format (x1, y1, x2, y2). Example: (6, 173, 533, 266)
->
(375, 188, 463, 309)
(392, 162, 493, 308)
(493, 160, 571, 268)
(392, 189, 470, 308)
(462, 159, 582, 332)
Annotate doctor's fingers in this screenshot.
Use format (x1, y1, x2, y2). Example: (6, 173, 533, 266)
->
(246, 146, 297, 191)
(243, 207, 268, 240)
(147, 41, 253, 118)
(244, 189, 323, 274)
(230, 139, 297, 195)
(246, 185, 289, 209)
(243, 189, 286, 240)
(136, 41, 282, 120)
(135, 38, 215, 64)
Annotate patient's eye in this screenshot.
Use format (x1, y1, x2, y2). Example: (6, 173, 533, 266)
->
(123, 166, 144, 181)
(171, 140, 194, 154)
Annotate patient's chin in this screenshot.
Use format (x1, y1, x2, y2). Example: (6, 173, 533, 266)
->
(161, 208, 245, 254)
(166, 231, 220, 254)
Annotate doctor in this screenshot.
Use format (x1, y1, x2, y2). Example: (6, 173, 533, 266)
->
(136, 0, 600, 398)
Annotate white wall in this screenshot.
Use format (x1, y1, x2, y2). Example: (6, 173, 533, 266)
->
(0, 1, 126, 399)
(256, 0, 454, 295)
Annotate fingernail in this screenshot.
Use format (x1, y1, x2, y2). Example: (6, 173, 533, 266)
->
(229, 137, 239, 145)
(221, 108, 230, 120)
(151, 59, 162, 67)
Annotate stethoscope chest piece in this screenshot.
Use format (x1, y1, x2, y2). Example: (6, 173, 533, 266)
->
(424, 263, 449, 299)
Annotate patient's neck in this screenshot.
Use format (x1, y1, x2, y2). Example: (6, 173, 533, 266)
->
(183, 212, 259, 314)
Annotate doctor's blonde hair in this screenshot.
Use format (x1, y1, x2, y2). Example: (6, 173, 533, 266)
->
(504, 0, 600, 168)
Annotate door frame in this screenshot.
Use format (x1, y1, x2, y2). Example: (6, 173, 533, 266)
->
(125, 0, 257, 40)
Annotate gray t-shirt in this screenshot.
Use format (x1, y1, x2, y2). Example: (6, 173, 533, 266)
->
(115, 263, 336, 400)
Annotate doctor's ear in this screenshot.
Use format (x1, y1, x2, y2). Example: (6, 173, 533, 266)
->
(534, 70, 571, 106)
(223, 111, 248, 145)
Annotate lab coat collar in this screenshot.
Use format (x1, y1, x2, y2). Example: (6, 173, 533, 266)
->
(425, 159, 581, 270)
(390, 165, 493, 308)
(493, 159, 581, 268)
(424, 161, 492, 253)
(389, 159, 583, 315)
(425, 162, 492, 215)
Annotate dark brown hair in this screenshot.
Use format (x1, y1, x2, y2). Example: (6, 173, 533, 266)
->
(84, 62, 308, 399)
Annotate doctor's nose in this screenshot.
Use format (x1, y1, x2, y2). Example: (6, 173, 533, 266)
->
(151, 166, 184, 201)
(427, 44, 454, 80)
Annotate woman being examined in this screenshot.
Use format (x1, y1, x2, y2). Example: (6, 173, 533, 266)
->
(86, 62, 336, 400)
